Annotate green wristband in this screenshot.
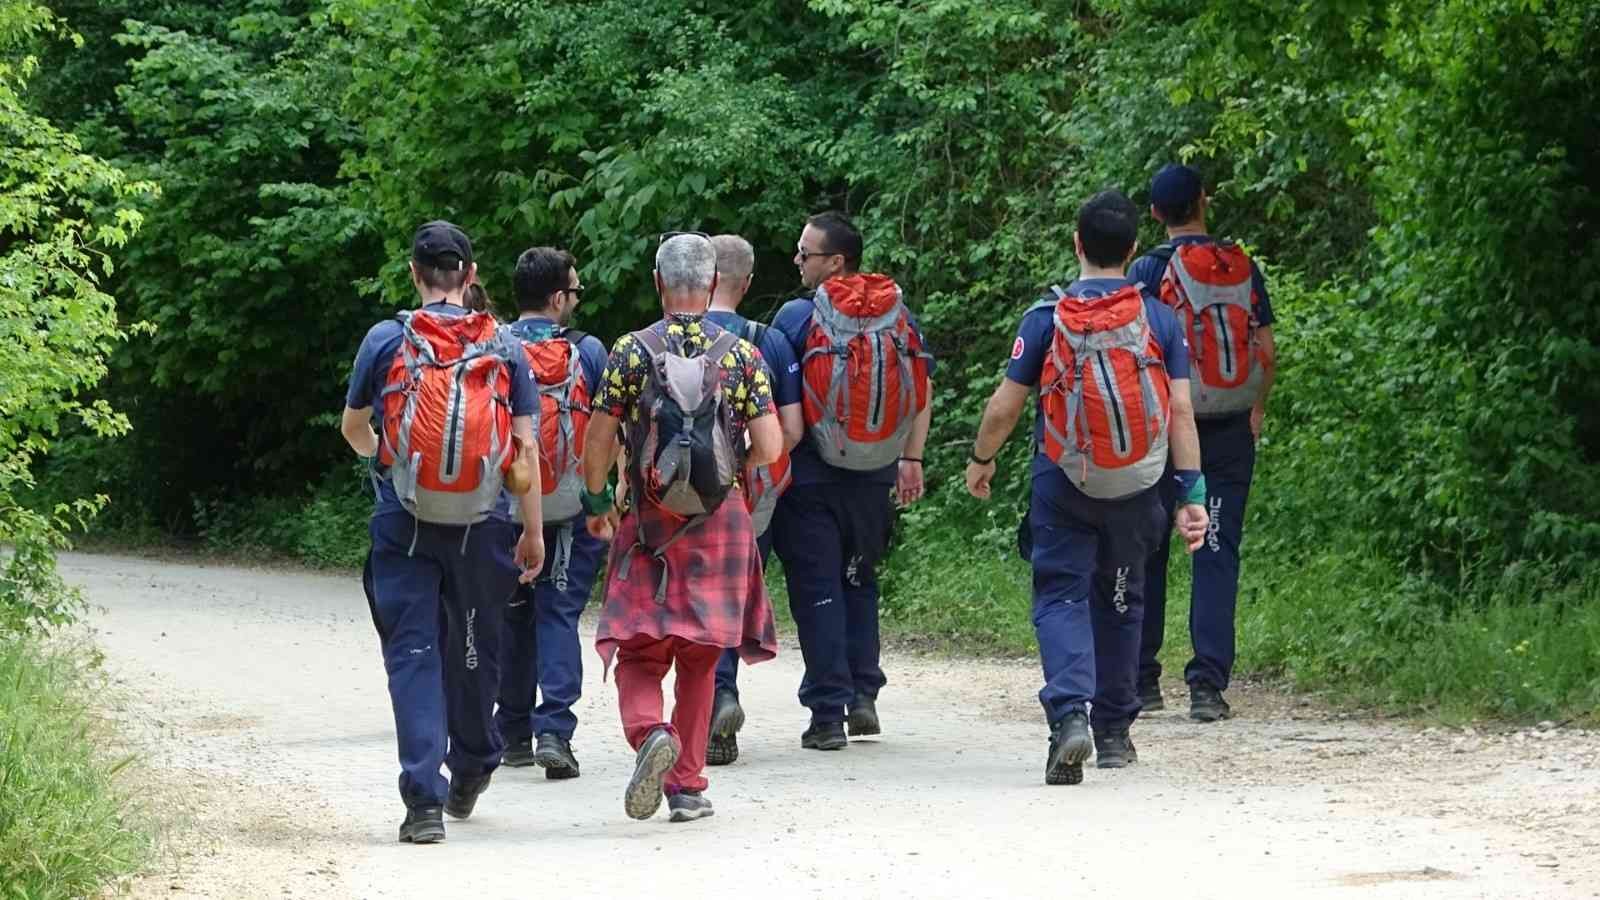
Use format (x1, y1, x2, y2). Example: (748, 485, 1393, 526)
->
(581, 484, 615, 516)
(1185, 474, 1207, 506)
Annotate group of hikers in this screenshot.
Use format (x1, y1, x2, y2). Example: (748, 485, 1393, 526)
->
(340, 162, 1275, 842)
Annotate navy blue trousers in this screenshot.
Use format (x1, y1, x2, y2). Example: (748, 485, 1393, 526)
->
(1140, 416, 1256, 691)
(713, 530, 773, 698)
(368, 513, 519, 809)
(494, 518, 606, 744)
(1026, 467, 1164, 731)
(772, 482, 892, 723)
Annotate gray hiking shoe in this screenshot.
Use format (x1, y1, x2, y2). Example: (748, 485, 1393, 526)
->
(847, 694, 881, 737)
(667, 791, 715, 823)
(624, 728, 679, 820)
(1189, 683, 1233, 722)
(1094, 727, 1138, 768)
(707, 690, 744, 766)
(1046, 711, 1092, 785)
(1138, 679, 1165, 712)
(534, 733, 580, 780)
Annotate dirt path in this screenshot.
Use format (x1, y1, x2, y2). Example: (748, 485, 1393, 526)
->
(64, 552, 1599, 900)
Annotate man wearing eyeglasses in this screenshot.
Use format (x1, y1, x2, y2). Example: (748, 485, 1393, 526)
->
(767, 212, 936, 750)
(494, 247, 610, 781)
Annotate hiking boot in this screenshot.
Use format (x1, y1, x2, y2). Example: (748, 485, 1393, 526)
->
(398, 806, 445, 844)
(707, 690, 744, 766)
(534, 733, 580, 780)
(444, 772, 491, 820)
(667, 791, 715, 823)
(1045, 712, 1092, 785)
(1094, 727, 1138, 769)
(1138, 678, 1165, 712)
(847, 695, 881, 737)
(1189, 683, 1233, 722)
(801, 720, 848, 751)
(501, 738, 538, 768)
(624, 727, 679, 821)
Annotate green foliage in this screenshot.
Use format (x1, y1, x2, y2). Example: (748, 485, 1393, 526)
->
(192, 464, 370, 568)
(1, 2, 151, 633)
(0, 637, 150, 898)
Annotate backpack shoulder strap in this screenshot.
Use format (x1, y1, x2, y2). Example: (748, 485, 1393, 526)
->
(743, 319, 769, 347)
(1149, 241, 1176, 265)
(706, 328, 740, 362)
(632, 327, 668, 359)
(560, 328, 588, 346)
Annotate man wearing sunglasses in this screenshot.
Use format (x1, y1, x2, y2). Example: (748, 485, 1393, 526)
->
(767, 212, 936, 750)
(494, 247, 610, 782)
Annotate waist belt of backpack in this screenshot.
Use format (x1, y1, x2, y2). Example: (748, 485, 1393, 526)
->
(615, 510, 714, 605)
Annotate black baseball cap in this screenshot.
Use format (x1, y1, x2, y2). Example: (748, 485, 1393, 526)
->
(1150, 163, 1203, 209)
(412, 220, 473, 271)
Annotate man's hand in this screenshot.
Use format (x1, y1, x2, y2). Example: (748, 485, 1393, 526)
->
(515, 529, 546, 583)
(586, 510, 619, 541)
(1249, 405, 1266, 443)
(965, 460, 997, 499)
(896, 459, 925, 506)
(1175, 503, 1209, 553)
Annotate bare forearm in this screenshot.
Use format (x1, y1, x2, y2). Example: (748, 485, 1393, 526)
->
(903, 384, 933, 457)
(512, 415, 542, 524)
(341, 407, 377, 458)
(584, 413, 621, 492)
(1169, 408, 1200, 472)
(973, 385, 1024, 460)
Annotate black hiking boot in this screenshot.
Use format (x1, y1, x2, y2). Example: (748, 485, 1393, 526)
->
(1189, 682, 1233, 722)
(534, 733, 580, 780)
(707, 690, 744, 766)
(1138, 678, 1165, 712)
(667, 790, 715, 823)
(801, 720, 848, 751)
(1094, 726, 1138, 768)
(444, 772, 491, 820)
(847, 694, 881, 737)
(1045, 711, 1092, 785)
(398, 805, 445, 844)
(624, 727, 679, 820)
(501, 738, 537, 768)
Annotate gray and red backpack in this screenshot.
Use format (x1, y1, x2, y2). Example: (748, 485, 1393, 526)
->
(799, 274, 932, 471)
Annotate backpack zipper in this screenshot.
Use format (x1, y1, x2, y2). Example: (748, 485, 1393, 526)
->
(1094, 350, 1130, 456)
(444, 360, 468, 478)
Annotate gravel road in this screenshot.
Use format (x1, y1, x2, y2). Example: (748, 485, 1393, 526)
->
(62, 552, 1599, 900)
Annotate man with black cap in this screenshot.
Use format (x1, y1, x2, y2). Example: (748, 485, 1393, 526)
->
(341, 220, 545, 843)
(1129, 164, 1279, 722)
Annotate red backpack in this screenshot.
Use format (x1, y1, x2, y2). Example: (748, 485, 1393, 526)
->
(378, 309, 516, 525)
(743, 446, 792, 538)
(508, 327, 592, 524)
(1155, 240, 1266, 417)
(799, 274, 932, 471)
(1038, 284, 1171, 499)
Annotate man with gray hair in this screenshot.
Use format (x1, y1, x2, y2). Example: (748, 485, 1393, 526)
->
(580, 232, 782, 823)
(701, 234, 804, 766)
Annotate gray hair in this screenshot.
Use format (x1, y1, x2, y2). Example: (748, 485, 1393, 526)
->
(654, 234, 716, 294)
(710, 234, 754, 283)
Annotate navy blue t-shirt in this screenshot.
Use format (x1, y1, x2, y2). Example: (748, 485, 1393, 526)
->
(345, 301, 538, 519)
(704, 309, 802, 408)
(1005, 277, 1190, 480)
(770, 294, 937, 486)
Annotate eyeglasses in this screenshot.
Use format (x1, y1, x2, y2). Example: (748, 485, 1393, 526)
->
(796, 245, 839, 263)
(659, 230, 711, 244)
(558, 285, 585, 298)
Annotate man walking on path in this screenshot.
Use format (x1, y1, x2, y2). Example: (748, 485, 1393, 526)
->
(494, 247, 610, 780)
(965, 191, 1208, 784)
(702, 233, 804, 767)
(1129, 164, 1278, 722)
(582, 233, 781, 823)
(768, 212, 935, 751)
(340, 221, 545, 843)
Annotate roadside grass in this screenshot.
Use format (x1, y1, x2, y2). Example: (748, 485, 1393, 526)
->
(878, 508, 1600, 724)
(0, 638, 149, 899)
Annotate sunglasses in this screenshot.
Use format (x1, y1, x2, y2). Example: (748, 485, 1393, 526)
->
(557, 285, 585, 298)
(796, 246, 839, 263)
(659, 230, 711, 244)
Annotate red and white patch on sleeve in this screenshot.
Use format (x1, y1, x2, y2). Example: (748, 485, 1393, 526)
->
(1011, 337, 1026, 360)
